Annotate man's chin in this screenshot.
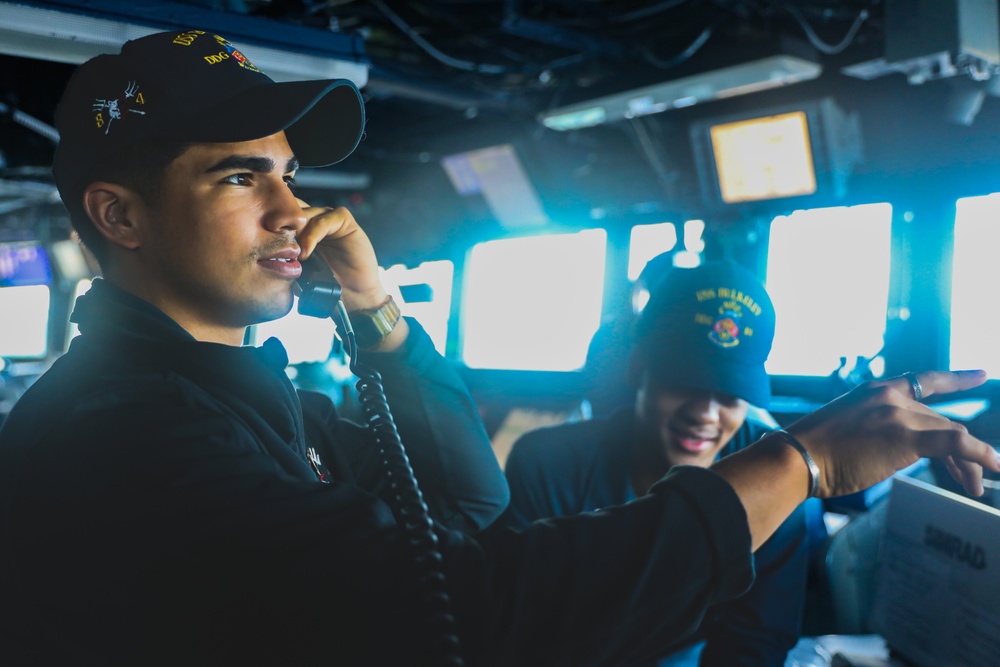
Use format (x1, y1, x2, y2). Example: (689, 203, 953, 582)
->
(247, 292, 295, 326)
(666, 446, 718, 469)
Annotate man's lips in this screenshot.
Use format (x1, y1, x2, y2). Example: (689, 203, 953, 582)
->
(257, 248, 302, 278)
(670, 428, 718, 453)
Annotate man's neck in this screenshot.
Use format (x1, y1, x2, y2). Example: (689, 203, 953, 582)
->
(174, 320, 247, 346)
(102, 274, 247, 346)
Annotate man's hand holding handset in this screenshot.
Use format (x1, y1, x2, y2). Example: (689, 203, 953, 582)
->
(294, 199, 408, 352)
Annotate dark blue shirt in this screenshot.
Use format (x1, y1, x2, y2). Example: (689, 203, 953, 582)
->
(501, 408, 809, 667)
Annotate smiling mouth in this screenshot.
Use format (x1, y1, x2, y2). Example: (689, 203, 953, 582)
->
(670, 429, 717, 453)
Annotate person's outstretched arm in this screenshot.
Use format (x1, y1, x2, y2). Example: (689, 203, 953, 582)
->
(713, 370, 999, 550)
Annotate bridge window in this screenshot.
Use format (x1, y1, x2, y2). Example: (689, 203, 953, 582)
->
(628, 220, 706, 313)
(0, 285, 50, 358)
(951, 194, 1000, 377)
(765, 203, 892, 377)
(253, 299, 338, 366)
(461, 229, 606, 371)
(628, 222, 677, 281)
(381, 260, 454, 356)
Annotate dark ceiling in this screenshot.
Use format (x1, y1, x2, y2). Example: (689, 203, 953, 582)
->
(8, 0, 999, 263)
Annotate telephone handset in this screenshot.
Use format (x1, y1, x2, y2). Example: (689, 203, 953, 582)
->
(292, 255, 464, 666)
(295, 255, 343, 319)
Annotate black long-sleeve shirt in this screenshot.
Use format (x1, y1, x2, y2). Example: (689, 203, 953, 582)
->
(0, 279, 756, 666)
(500, 409, 809, 667)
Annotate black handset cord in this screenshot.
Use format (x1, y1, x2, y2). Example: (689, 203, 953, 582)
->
(334, 302, 465, 667)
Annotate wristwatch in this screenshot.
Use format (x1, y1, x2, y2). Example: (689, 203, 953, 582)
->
(347, 295, 402, 349)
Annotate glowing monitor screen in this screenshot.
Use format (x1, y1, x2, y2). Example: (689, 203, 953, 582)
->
(710, 111, 817, 204)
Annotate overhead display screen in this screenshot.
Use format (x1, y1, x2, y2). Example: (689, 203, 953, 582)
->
(709, 110, 817, 204)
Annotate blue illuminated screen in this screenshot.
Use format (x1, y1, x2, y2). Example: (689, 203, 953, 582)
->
(0, 242, 51, 287)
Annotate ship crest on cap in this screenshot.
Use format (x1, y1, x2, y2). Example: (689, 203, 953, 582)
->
(210, 34, 261, 73)
(695, 285, 760, 349)
(92, 80, 147, 136)
(709, 310, 743, 348)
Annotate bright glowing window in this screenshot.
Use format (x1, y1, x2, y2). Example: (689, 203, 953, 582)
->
(628, 222, 677, 280)
(628, 220, 705, 313)
(0, 285, 50, 358)
(253, 298, 337, 365)
(766, 203, 892, 376)
(461, 230, 606, 371)
(951, 194, 1000, 376)
(66, 279, 93, 344)
(381, 260, 454, 355)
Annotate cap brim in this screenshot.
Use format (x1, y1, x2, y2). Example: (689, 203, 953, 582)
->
(649, 353, 771, 407)
(181, 79, 364, 166)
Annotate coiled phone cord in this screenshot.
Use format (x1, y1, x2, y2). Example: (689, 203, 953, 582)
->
(334, 302, 465, 667)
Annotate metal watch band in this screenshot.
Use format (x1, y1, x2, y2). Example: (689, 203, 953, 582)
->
(347, 295, 402, 349)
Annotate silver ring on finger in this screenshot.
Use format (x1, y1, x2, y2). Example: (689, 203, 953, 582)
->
(903, 371, 923, 401)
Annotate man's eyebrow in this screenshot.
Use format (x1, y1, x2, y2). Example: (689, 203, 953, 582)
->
(206, 155, 276, 174)
(205, 155, 300, 175)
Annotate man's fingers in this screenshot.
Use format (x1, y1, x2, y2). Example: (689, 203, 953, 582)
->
(295, 206, 358, 260)
(877, 399, 998, 496)
(883, 369, 987, 401)
(915, 427, 1000, 496)
(942, 455, 984, 497)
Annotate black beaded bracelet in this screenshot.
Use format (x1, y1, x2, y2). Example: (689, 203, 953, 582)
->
(773, 429, 821, 499)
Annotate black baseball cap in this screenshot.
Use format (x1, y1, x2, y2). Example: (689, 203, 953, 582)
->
(635, 260, 776, 407)
(53, 28, 365, 199)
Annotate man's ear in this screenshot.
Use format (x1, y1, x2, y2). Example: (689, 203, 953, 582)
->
(82, 183, 144, 251)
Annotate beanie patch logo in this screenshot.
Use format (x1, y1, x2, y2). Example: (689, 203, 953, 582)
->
(92, 80, 147, 135)
(207, 35, 261, 73)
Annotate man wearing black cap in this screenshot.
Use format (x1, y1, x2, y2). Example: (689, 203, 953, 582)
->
(2, 28, 1000, 667)
(0, 28, 513, 664)
(500, 261, 804, 666)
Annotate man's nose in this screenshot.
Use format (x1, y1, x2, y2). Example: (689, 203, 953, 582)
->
(264, 180, 308, 233)
(683, 392, 723, 422)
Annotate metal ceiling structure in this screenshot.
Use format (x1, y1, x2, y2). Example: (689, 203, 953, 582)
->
(5, 0, 1000, 263)
(0, 0, 885, 164)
